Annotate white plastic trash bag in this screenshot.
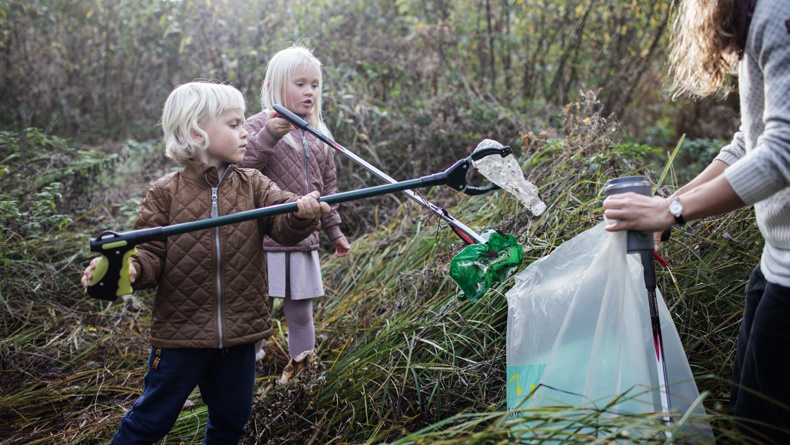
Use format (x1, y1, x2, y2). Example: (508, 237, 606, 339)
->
(506, 222, 712, 439)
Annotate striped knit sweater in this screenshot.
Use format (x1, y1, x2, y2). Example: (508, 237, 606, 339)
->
(716, 0, 790, 286)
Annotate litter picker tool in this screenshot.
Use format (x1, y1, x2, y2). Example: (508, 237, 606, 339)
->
(272, 105, 545, 245)
(640, 249, 672, 427)
(273, 105, 546, 301)
(86, 146, 513, 301)
(604, 176, 672, 428)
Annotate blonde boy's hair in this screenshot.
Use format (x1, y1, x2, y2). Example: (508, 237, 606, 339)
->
(162, 81, 246, 166)
(669, 0, 739, 98)
(261, 44, 332, 151)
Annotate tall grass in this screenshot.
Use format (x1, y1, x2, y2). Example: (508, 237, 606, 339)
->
(238, 99, 756, 444)
(0, 100, 759, 444)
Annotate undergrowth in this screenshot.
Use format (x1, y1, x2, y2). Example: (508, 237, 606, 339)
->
(0, 96, 759, 444)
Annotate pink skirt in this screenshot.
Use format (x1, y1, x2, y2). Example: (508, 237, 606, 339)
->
(266, 251, 324, 300)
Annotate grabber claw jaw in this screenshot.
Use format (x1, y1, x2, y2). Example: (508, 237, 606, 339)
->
(470, 145, 512, 161)
(443, 158, 473, 192)
(441, 147, 512, 195)
(462, 183, 501, 195)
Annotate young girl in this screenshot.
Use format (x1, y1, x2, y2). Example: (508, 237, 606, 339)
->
(604, 0, 790, 441)
(240, 45, 350, 378)
(81, 81, 330, 443)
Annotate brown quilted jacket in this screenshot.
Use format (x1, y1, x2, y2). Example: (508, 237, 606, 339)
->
(130, 160, 318, 349)
(239, 111, 344, 252)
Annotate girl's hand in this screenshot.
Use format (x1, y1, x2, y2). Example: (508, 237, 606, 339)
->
(266, 111, 293, 138)
(295, 191, 331, 220)
(332, 236, 351, 257)
(602, 193, 674, 233)
(81, 257, 137, 294)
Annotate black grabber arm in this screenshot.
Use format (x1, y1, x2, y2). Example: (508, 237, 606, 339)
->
(85, 147, 512, 301)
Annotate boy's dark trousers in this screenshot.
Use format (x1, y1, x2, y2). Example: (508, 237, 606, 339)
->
(110, 343, 256, 445)
(731, 264, 790, 444)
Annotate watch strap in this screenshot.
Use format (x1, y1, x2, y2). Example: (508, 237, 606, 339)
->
(669, 196, 685, 227)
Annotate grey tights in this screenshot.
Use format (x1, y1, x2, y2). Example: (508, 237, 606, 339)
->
(256, 296, 315, 359)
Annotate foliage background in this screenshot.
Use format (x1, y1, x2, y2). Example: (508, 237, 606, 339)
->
(1, 0, 752, 444)
(3, 0, 742, 235)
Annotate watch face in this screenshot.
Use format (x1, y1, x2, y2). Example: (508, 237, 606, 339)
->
(669, 200, 683, 215)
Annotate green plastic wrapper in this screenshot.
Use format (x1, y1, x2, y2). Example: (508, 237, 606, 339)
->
(450, 231, 523, 302)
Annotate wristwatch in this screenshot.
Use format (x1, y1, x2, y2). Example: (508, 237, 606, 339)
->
(668, 196, 685, 226)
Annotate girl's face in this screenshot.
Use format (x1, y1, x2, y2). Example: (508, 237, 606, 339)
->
(200, 109, 248, 168)
(285, 63, 320, 116)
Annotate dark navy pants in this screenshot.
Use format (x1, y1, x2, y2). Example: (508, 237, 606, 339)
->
(111, 343, 256, 445)
(731, 264, 790, 444)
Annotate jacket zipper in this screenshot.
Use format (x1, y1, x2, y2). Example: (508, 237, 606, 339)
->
(300, 129, 310, 251)
(205, 168, 229, 349)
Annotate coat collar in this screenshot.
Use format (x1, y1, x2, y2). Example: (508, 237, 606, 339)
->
(182, 159, 236, 185)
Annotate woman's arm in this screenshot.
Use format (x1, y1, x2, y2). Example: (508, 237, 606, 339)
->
(671, 159, 729, 197)
(603, 173, 745, 233)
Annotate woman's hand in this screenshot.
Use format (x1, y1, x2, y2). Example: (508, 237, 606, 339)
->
(81, 256, 137, 294)
(332, 236, 351, 257)
(603, 193, 675, 233)
(295, 191, 331, 220)
(266, 111, 293, 138)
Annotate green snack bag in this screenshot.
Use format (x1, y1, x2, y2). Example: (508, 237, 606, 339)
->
(450, 231, 523, 302)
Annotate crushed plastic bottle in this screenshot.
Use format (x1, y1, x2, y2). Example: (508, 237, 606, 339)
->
(449, 230, 523, 302)
(472, 139, 546, 216)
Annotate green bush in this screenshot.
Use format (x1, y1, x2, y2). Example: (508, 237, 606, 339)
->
(678, 138, 729, 178)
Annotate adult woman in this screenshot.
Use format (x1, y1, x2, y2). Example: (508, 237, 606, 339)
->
(603, 0, 790, 442)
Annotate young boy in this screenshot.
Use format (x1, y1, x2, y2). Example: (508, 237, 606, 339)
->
(81, 81, 330, 444)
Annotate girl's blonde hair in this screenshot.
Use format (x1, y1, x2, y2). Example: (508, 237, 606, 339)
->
(261, 44, 332, 151)
(669, 0, 740, 98)
(161, 81, 246, 166)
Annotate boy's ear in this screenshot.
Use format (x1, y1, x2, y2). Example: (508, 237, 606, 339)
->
(191, 129, 205, 143)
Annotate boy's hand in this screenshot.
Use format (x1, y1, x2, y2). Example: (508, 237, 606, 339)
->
(81, 256, 137, 294)
(332, 236, 351, 257)
(295, 191, 331, 220)
(266, 111, 293, 138)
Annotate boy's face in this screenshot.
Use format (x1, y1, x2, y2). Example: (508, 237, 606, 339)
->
(285, 63, 320, 116)
(202, 109, 248, 167)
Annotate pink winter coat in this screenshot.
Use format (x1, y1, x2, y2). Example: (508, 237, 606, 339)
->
(239, 111, 344, 252)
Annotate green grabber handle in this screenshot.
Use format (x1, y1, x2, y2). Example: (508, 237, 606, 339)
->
(86, 147, 511, 301)
(87, 227, 166, 301)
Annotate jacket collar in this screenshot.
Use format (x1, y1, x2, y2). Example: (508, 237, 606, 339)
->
(183, 159, 236, 185)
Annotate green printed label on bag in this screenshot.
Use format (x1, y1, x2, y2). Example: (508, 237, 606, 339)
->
(506, 364, 545, 410)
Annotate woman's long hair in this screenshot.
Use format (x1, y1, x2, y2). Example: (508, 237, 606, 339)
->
(260, 44, 331, 151)
(669, 0, 742, 98)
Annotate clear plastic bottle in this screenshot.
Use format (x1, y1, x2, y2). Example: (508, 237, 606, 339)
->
(472, 139, 546, 216)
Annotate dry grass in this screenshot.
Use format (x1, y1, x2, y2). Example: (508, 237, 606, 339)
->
(0, 101, 760, 443)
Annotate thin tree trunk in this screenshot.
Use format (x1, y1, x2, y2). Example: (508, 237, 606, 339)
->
(562, 4, 595, 103)
(502, 0, 511, 94)
(549, 0, 593, 102)
(478, 0, 488, 82)
(101, 0, 112, 129)
(614, 3, 673, 116)
(485, 0, 496, 94)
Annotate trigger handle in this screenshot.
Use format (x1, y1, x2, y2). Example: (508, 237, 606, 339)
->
(86, 244, 137, 301)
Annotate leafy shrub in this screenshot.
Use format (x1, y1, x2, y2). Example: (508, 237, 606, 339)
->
(0, 182, 70, 239)
(677, 138, 729, 179)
